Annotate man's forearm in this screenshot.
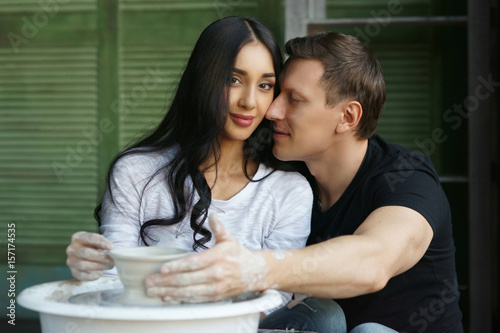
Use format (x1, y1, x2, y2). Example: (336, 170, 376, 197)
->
(258, 236, 388, 299)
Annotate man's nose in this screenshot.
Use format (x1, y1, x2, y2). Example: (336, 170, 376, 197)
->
(266, 94, 285, 120)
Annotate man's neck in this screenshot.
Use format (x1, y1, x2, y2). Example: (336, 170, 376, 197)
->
(307, 136, 369, 211)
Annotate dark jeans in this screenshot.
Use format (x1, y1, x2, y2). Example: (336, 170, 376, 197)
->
(259, 297, 397, 333)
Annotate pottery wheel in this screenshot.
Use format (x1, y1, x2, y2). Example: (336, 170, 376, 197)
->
(68, 288, 261, 308)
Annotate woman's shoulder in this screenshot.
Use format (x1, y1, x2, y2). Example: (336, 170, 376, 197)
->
(112, 146, 178, 176)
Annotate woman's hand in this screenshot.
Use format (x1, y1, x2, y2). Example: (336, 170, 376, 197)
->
(66, 231, 114, 281)
(145, 214, 269, 303)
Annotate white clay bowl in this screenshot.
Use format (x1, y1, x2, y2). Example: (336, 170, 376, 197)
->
(17, 276, 282, 333)
(109, 246, 189, 305)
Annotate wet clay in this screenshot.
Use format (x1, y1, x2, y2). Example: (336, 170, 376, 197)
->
(109, 246, 189, 305)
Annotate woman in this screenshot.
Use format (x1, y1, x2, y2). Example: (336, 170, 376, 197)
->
(65, 16, 313, 309)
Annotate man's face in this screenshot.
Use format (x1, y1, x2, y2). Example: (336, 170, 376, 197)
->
(266, 58, 342, 162)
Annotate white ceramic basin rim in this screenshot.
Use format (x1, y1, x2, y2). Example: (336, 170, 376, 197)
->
(17, 277, 282, 321)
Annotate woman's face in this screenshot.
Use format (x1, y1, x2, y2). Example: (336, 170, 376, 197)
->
(222, 42, 276, 143)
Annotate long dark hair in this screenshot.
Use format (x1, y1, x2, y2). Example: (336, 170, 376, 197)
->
(95, 16, 306, 251)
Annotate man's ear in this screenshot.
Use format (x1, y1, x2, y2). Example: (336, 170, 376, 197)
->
(335, 101, 362, 134)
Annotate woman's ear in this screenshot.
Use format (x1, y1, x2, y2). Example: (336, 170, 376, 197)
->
(335, 101, 362, 134)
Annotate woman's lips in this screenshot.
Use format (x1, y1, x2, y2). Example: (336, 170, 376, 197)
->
(230, 113, 254, 127)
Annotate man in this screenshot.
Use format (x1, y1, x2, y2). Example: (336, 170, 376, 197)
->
(145, 32, 463, 333)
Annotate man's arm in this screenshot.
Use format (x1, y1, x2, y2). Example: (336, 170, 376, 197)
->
(262, 205, 433, 298)
(145, 206, 433, 302)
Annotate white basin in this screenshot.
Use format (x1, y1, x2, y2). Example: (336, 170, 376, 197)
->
(17, 276, 282, 333)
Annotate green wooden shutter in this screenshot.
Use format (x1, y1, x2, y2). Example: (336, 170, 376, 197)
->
(375, 44, 436, 150)
(0, 1, 100, 264)
(118, 46, 188, 147)
(327, 0, 432, 17)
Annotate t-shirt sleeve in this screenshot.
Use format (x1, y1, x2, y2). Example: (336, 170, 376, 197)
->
(370, 163, 448, 233)
(98, 154, 149, 249)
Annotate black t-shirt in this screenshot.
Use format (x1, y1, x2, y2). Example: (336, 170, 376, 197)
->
(307, 135, 463, 332)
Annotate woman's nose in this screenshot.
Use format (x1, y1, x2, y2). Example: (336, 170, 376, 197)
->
(238, 87, 256, 110)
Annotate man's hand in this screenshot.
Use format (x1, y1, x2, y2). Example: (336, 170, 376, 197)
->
(145, 214, 268, 303)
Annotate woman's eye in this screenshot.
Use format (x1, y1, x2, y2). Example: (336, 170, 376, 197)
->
(231, 77, 241, 84)
(260, 83, 274, 91)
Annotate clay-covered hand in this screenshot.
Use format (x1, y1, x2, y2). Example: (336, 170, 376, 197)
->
(66, 231, 114, 281)
(145, 214, 268, 303)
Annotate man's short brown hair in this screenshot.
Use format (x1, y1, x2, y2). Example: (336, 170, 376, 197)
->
(283, 32, 386, 139)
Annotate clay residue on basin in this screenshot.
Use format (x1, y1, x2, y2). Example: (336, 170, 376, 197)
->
(58, 279, 83, 287)
(45, 289, 74, 302)
(44, 280, 84, 302)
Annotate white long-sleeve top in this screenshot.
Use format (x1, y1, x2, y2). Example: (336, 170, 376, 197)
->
(98, 147, 313, 310)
